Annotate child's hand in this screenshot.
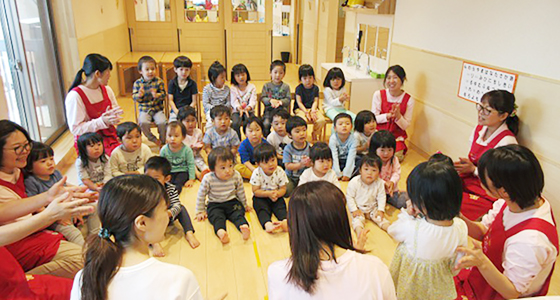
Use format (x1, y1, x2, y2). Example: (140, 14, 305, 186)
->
(269, 190, 279, 201)
(58, 218, 73, 226)
(245, 205, 253, 212)
(393, 104, 402, 119)
(454, 157, 476, 175)
(151, 88, 157, 98)
(455, 241, 490, 271)
(311, 109, 319, 122)
(352, 210, 365, 218)
(271, 99, 281, 108)
(385, 181, 395, 195)
(374, 210, 384, 220)
(340, 93, 349, 102)
(195, 212, 207, 221)
(192, 142, 204, 150)
(139, 86, 145, 97)
(301, 156, 312, 167)
(167, 210, 173, 218)
(184, 179, 195, 188)
(341, 176, 350, 182)
(74, 215, 85, 226)
(406, 200, 421, 217)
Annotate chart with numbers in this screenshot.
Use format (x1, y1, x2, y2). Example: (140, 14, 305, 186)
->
(458, 62, 518, 103)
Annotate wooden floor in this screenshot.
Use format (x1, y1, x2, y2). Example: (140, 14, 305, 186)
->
(60, 64, 560, 299)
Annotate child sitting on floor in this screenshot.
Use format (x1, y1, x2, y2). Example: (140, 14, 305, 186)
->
(109, 122, 154, 177)
(203, 105, 240, 156)
(236, 116, 268, 179)
(283, 116, 312, 196)
(177, 106, 210, 180)
(329, 113, 357, 181)
(75, 132, 111, 192)
(266, 108, 292, 167)
(298, 142, 340, 188)
(160, 121, 196, 195)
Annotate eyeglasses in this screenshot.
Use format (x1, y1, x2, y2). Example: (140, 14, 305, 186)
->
(476, 104, 494, 116)
(5, 142, 32, 155)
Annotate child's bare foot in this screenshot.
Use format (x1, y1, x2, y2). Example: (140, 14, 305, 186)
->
(217, 229, 230, 244)
(355, 228, 370, 250)
(264, 221, 281, 233)
(151, 243, 165, 257)
(240, 224, 251, 240)
(195, 170, 202, 181)
(279, 220, 288, 232)
(185, 231, 200, 249)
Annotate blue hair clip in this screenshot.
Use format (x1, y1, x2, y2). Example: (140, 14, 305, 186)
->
(98, 227, 111, 239)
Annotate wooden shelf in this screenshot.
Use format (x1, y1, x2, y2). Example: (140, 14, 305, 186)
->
(343, 6, 379, 15)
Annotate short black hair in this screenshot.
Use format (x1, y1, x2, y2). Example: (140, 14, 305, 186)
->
(478, 145, 544, 209)
(323, 67, 345, 89)
(253, 143, 277, 164)
(177, 106, 197, 122)
(310, 142, 332, 162)
(0, 120, 31, 169)
(243, 116, 264, 135)
(384, 65, 406, 87)
(407, 161, 462, 221)
(286, 116, 307, 135)
(167, 121, 187, 137)
(137, 55, 156, 71)
(298, 64, 315, 80)
(333, 113, 352, 127)
(145, 156, 172, 177)
(369, 130, 396, 155)
(173, 56, 193, 69)
(210, 105, 232, 120)
(270, 60, 286, 72)
(116, 122, 141, 139)
(230, 64, 251, 86)
(428, 152, 453, 167)
(354, 110, 376, 133)
(360, 154, 382, 171)
(25, 141, 54, 174)
(208, 146, 235, 171)
(77, 132, 107, 170)
(208, 61, 226, 85)
(271, 108, 290, 121)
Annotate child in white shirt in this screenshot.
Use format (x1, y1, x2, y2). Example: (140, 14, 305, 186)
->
(177, 106, 210, 180)
(298, 142, 340, 188)
(109, 122, 153, 176)
(353, 110, 377, 156)
(347, 155, 389, 239)
(266, 108, 292, 166)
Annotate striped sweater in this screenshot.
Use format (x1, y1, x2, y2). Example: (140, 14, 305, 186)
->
(196, 171, 247, 213)
(165, 182, 182, 219)
(202, 83, 231, 114)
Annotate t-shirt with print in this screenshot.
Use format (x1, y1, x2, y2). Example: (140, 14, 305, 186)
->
(282, 141, 310, 179)
(250, 166, 289, 191)
(160, 144, 195, 178)
(202, 127, 240, 148)
(267, 131, 292, 156)
(76, 155, 112, 184)
(294, 84, 319, 113)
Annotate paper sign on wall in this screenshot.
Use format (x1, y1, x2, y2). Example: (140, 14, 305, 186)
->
(458, 62, 518, 103)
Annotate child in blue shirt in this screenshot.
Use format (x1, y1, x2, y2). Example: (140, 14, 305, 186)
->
(236, 116, 268, 179)
(329, 113, 357, 181)
(283, 116, 312, 196)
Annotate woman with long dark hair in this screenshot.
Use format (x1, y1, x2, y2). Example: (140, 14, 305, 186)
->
(268, 181, 396, 300)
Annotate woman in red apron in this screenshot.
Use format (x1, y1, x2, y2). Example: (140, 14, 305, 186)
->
(65, 54, 123, 156)
(454, 90, 519, 221)
(0, 120, 94, 299)
(371, 65, 415, 162)
(455, 145, 558, 300)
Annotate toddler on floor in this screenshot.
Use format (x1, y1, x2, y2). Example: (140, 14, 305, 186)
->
(329, 113, 357, 181)
(160, 121, 196, 195)
(266, 108, 292, 167)
(202, 61, 230, 130)
(283, 116, 312, 196)
(298, 142, 340, 188)
(177, 106, 210, 180)
(110, 122, 154, 176)
(236, 116, 268, 179)
(230, 63, 257, 139)
(75, 132, 112, 192)
(203, 105, 240, 156)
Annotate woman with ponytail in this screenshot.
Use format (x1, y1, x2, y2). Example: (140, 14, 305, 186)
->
(70, 175, 203, 300)
(454, 90, 519, 221)
(65, 54, 123, 155)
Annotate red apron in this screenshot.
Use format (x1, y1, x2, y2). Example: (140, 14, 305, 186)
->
(72, 85, 120, 156)
(461, 125, 515, 220)
(455, 202, 559, 300)
(377, 89, 410, 154)
(0, 247, 72, 300)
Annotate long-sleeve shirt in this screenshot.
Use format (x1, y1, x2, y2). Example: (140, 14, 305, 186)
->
(196, 171, 247, 213)
(298, 168, 341, 189)
(76, 155, 112, 185)
(202, 83, 230, 114)
(65, 85, 119, 136)
(239, 138, 267, 164)
(165, 182, 182, 219)
(371, 89, 415, 131)
(323, 87, 347, 111)
(380, 156, 401, 192)
(260, 82, 291, 110)
(230, 83, 257, 112)
(160, 144, 195, 179)
(346, 176, 386, 213)
(329, 133, 357, 178)
(109, 144, 154, 176)
(132, 77, 166, 114)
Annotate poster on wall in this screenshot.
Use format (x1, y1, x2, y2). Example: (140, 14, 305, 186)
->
(458, 62, 518, 103)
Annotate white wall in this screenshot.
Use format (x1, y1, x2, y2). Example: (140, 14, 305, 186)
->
(392, 0, 560, 81)
(390, 0, 560, 220)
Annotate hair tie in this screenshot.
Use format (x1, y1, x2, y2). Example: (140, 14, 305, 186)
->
(98, 227, 111, 239)
(510, 103, 519, 118)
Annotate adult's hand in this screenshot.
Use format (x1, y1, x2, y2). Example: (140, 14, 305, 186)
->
(454, 157, 476, 175)
(43, 192, 94, 223)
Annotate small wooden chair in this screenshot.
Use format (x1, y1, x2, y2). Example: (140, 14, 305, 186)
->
(133, 96, 169, 125)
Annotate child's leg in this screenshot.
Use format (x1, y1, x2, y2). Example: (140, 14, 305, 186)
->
(312, 113, 326, 140)
(171, 171, 190, 194)
(271, 197, 287, 222)
(194, 153, 209, 171)
(138, 112, 158, 143)
(253, 196, 274, 230)
(224, 199, 250, 240)
(387, 191, 409, 209)
(294, 109, 308, 122)
(174, 205, 200, 248)
(285, 176, 298, 198)
(370, 207, 390, 231)
(346, 110, 357, 122)
(325, 108, 341, 121)
(351, 214, 366, 237)
(234, 164, 252, 180)
(262, 107, 273, 136)
(153, 110, 168, 144)
(207, 202, 228, 235)
(231, 112, 242, 139)
(53, 223, 85, 246)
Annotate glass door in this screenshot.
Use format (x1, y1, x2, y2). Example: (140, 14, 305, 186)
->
(0, 0, 67, 143)
(127, 0, 179, 51)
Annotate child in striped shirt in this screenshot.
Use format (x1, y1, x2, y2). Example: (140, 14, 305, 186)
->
(145, 156, 199, 255)
(202, 61, 230, 130)
(195, 147, 252, 244)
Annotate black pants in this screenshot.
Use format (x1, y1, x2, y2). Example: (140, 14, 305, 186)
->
(170, 204, 195, 234)
(351, 154, 364, 178)
(171, 171, 190, 195)
(207, 199, 248, 234)
(232, 111, 256, 140)
(253, 196, 287, 229)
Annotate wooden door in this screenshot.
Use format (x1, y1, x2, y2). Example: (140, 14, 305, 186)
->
(176, 0, 225, 81)
(225, 0, 272, 81)
(300, 0, 318, 69)
(126, 0, 179, 51)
